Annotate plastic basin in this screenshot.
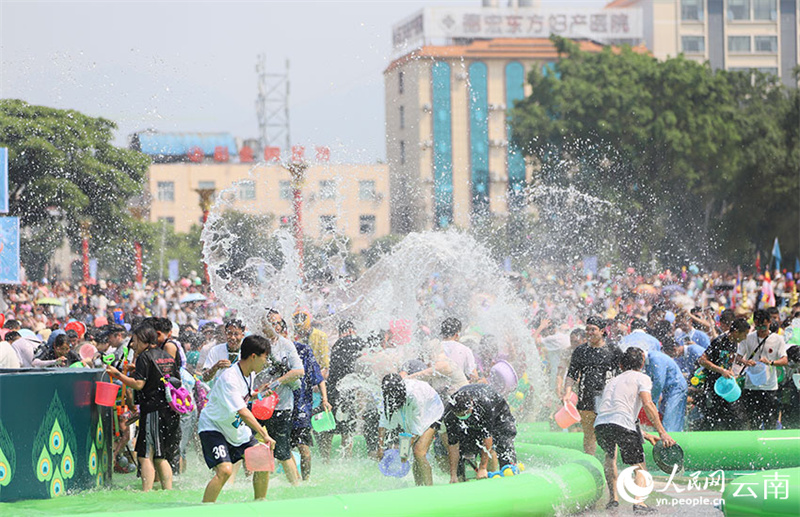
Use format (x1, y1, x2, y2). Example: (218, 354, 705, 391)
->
(252, 392, 278, 420)
(79, 344, 97, 361)
(714, 376, 742, 402)
(244, 443, 275, 472)
(311, 411, 336, 433)
(489, 360, 518, 396)
(653, 441, 684, 473)
(746, 363, 768, 386)
(554, 401, 581, 429)
(379, 448, 411, 478)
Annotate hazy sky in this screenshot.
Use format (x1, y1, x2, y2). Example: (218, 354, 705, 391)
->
(1, 0, 604, 163)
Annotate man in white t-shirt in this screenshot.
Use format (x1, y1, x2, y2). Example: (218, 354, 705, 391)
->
(439, 317, 478, 382)
(594, 347, 675, 513)
(201, 320, 245, 382)
(735, 309, 788, 430)
(198, 334, 275, 503)
(254, 315, 304, 485)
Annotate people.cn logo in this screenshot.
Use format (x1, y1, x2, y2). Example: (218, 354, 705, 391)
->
(616, 466, 655, 504)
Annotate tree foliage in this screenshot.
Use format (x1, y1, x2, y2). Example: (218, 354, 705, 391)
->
(510, 38, 800, 268)
(0, 100, 151, 279)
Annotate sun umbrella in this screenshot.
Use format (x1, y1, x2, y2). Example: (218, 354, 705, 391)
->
(180, 293, 207, 304)
(36, 297, 63, 306)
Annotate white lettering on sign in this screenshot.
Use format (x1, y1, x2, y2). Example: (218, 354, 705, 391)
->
(392, 7, 643, 51)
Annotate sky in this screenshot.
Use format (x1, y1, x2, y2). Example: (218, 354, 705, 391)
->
(1, 0, 605, 163)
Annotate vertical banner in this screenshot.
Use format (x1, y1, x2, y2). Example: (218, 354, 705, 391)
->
(583, 256, 598, 277)
(0, 216, 20, 283)
(89, 258, 98, 281)
(168, 259, 179, 281)
(0, 147, 8, 213)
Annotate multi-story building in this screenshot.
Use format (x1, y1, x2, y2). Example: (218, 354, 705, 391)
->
(148, 162, 389, 252)
(606, 0, 799, 87)
(385, 4, 644, 233)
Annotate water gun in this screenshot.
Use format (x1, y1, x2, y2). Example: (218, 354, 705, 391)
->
(488, 463, 526, 478)
(161, 375, 194, 414)
(690, 367, 706, 386)
(102, 353, 116, 365)
(193, 375, 209, 412)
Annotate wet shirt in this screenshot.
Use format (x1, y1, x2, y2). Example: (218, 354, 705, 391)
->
(594, 370, 652, 432)
(737, 332, 787, 391)
(379, 378, 444, 437)
(566, 342, 620, 412)
(254, 335, 303, 411)
(203, 343, 240, 381)
(292, 341, 324, 429)
(132, 346, 177, 413)
(327, 335, 365, 403)
(703, 333, 738, 390)
(443, 384, 516, 446)
(197, 363, 255, 446)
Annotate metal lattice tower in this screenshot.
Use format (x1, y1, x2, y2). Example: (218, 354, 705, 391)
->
(256, 55, 291, 154)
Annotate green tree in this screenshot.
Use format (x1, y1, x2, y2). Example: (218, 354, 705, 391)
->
(202, 210, 278, 285)
(361, 233, 403, 268)
(0, 100, 150, 280)
(509, 37, 798, 268)
(142, 222, 204, 282)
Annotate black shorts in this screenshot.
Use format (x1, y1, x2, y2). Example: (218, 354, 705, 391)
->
(259, 409, 292, 461)
(455, 430, 516, 468)
(199, 430, 258, 469)
(595, 423, 645, 465)
(135, 407, 181, 460)
(291, 426, 313, 448)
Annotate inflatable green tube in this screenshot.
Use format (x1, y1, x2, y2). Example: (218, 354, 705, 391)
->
(82, 445, 603, 517)
(722, 467, 800, 516)
(516, 427, 800, 472)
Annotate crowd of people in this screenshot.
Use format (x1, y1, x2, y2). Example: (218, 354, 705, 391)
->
(0, 263, 798, 510)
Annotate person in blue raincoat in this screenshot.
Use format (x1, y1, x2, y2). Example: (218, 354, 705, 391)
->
(641, 348, 687, 433)
(622, 338, 687, 433)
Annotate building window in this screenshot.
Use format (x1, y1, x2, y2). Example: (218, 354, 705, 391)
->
(279, 180, 292, 200)
(753, 0, 776, 20)
(157, 216, 175, 227)
(359, 215, 376, 235)
(198, 181, 215, 190)
(319, 180, 337, 200)
(756, 67, 779, 75)
(319, 215, 336, 235)
(728, 0, 750, 20)
(681, 0, 704, 21)
(754, 35, 778, 52)
(682, 36, 705, 53)
(359, 180, 376, 201)
(728, 36, 751, 52)
(238, 180, 256, 200)
(157, 181, 175, 202)
(399, 105, 405, 129)
(398, 70, 404, 94)
(400, 140, 406, 165)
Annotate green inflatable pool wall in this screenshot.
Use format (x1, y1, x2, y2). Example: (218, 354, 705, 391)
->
(722, 467, 800, 516)
(84, 444, 604, 517)
(516, 426, 800, 472)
